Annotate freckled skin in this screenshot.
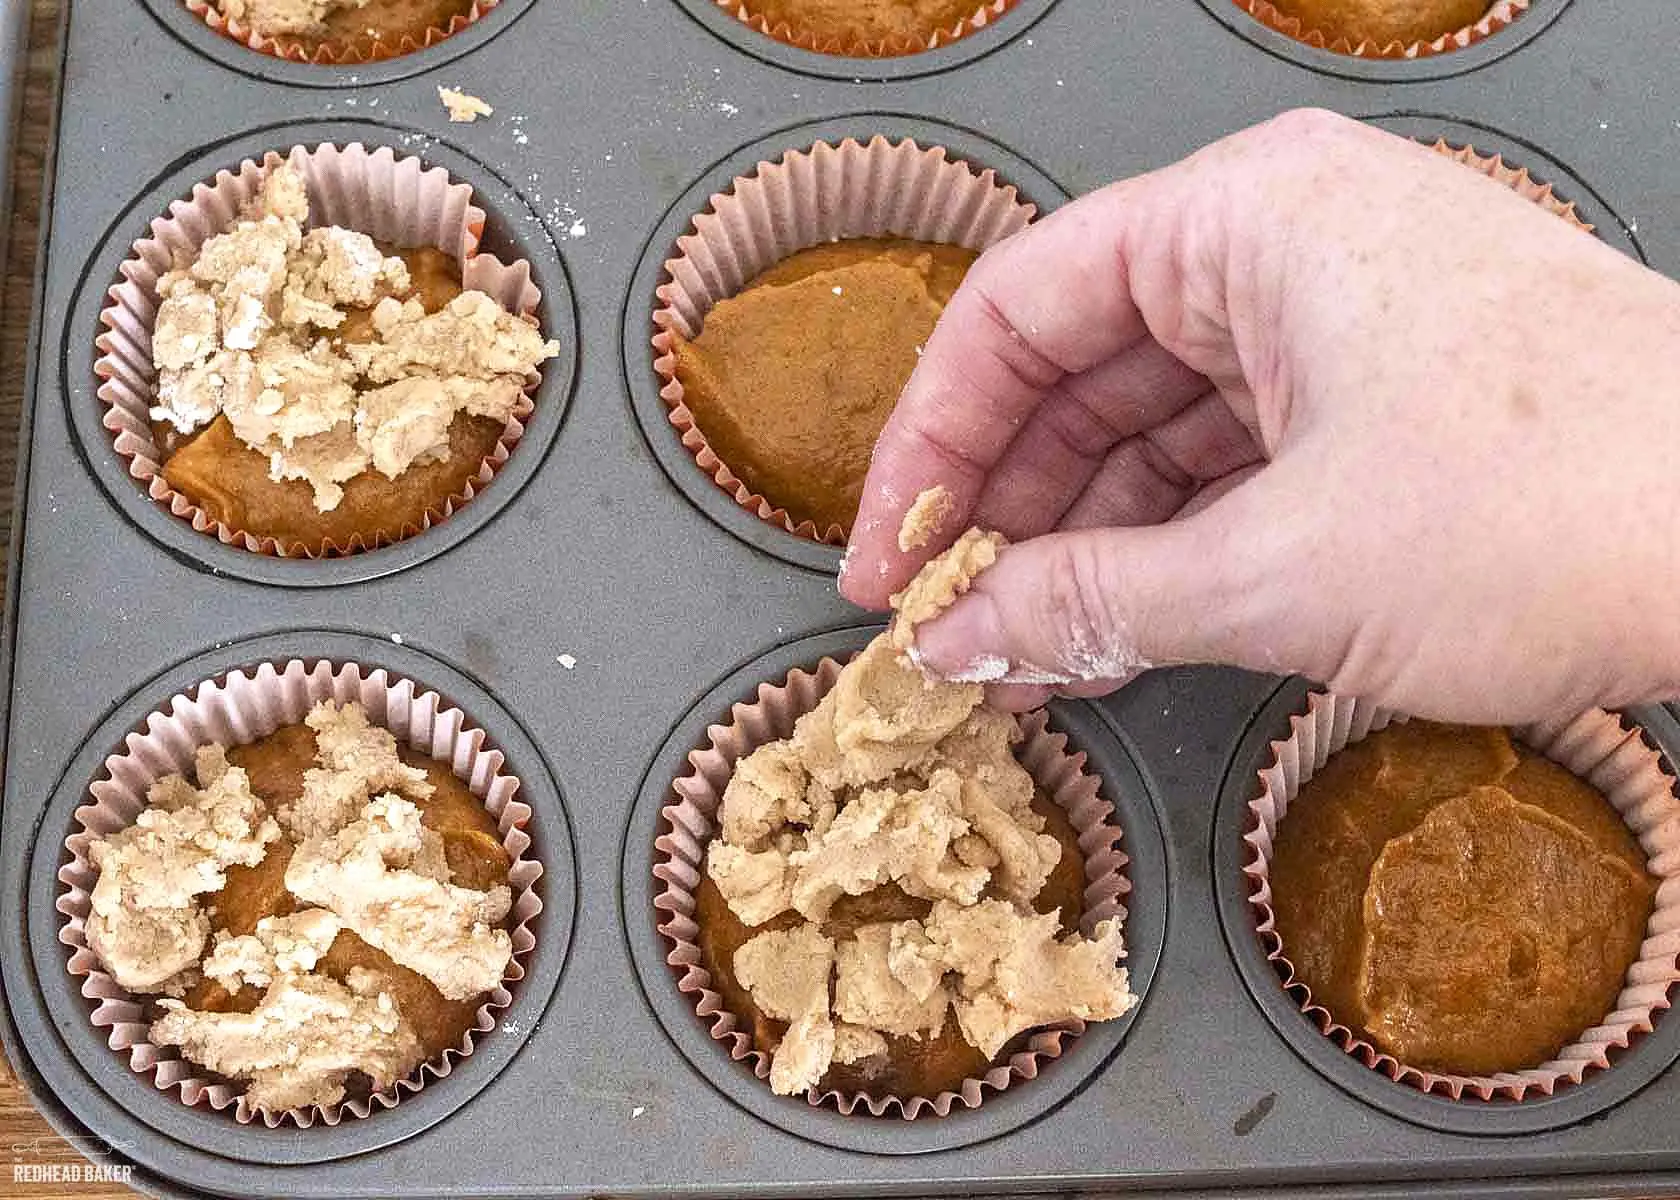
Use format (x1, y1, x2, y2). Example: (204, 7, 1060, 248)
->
(841, 111, 1680, 727)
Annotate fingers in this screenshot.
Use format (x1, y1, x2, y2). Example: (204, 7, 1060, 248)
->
(910, 509, 1281, 688)
(969, 339, 1212, 540)
(840, 172, 1174, 608)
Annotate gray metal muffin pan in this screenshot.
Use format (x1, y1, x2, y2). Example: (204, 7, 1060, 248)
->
(2, 0, 1679, 1196)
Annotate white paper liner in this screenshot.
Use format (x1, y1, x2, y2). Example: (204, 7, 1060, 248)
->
(651, 135, 1035, 545)
(1237, 0, 1529, 57)
(653, 655, 1131, 1119)
(55, 659, 544, 1127)
(716, 0, 1015, 56)
(1243, 693, 1680, 1101)
(182, 0, 497, 64)
(95, 141, 550, 557)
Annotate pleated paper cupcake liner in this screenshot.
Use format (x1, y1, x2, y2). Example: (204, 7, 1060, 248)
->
(95, 141, 549, 558)
(183, 0, 496, 64)
(716, 0, 1015, 57)
(1243, 693, 1680, 1101)
(56, 658, 544, 1127)
(654, 655, 1129, 1119)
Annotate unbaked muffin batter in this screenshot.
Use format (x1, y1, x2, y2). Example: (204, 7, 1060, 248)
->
(743, 0, 985, 47)
(671, 238, 976, 536)
(1266, 0, 1491, 46)
(1268, 721, 1654, 1076)
(81, 701, 514, 1111)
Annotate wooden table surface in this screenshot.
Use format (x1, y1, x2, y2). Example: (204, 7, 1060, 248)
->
(0, 3, 141, 1195)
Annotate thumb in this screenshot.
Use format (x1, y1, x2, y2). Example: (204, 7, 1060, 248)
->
(910, 515, 1282, 688)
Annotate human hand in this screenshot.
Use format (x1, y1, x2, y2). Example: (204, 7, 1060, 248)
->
(839, 109, 1680, 723)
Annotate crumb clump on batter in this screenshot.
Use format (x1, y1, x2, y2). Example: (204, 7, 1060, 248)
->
(705, 495, 1134, 1095)
(149, 161, 557, 512)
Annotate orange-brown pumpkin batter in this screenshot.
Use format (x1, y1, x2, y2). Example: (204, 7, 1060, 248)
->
(1268, 721, 1654, 1076)
(1266, 0, 1491, 47)
(158, 247, 504, 554)
(742, 0, 985, 49)
(670, 238, 977, 537)
(208, 0, 474, 59)
(184, 721, 511, 1070)
(696, 792, 1086, 1097)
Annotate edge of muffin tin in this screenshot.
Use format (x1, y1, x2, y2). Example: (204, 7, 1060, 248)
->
(621, 114, 1070, 576)
(135, 0, 541, 88)
(1194, 0, 1575, 84)
(18, 630, 578, 1165)
(1363, 112, 1646, 261)
(619, 622, 1168, 1155)
(665, 0, 1062, 83)
(60, 118, 581, 589)
(1211, 676, 1680, 1136)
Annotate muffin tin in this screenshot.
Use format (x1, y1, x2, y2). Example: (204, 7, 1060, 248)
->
(3, 1, 1679, 1196)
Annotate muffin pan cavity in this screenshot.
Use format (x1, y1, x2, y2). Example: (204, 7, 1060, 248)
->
(1198, 0, 1573, 82)
(621, 624, 1167, 1153)
(667, 0, 1060, 82)
(138, 0, 539, 87)
(624, 116, 1066, 574)
(66, 121, 579, 588)
(1213, 678, 1680, 1135)
(23, 632, 575, 1164)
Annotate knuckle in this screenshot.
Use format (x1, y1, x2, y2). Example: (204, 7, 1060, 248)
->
(1035, 538, 1128, 673)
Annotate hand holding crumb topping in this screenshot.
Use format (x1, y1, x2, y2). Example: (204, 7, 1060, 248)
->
(148, 161, 558, 512)
(842, 111, 1680, 723)
(214, 0, 372, 39)
(702, 530, 1134, 1097)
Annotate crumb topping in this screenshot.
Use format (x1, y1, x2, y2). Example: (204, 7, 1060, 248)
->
(887, 526, 1005, 651)
(149, 161, 558, 511)
(85, 746, 281, 992)
(214, 0, 371, 38)
(897, 483, 954, 553)
(707, 532, 1135, 1095)
(437, 86, 494, 123)
(152, 970, 422, 1111)
(80, 700, 515, 1113)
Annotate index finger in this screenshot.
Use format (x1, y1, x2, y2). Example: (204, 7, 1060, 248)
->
(839, 176, 1161, 607)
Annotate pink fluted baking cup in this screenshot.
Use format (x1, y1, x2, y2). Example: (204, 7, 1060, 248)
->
(653, 654, 1130, 1119)
(651, 135, 1035, 546)
(1430, 139, 1593, 233)
(1243, 693, 1680, 1101)
(717, 0, 1016, 57)
(95, 141, 550, 558)
(1236, 0, 1529, 57)
(55, 659, 544, 1127)
(182, 0, 497, 64)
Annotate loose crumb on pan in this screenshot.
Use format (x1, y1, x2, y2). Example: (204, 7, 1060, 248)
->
(437, 86, 493, 123)
(703, 532, 1135, 1096)
(897, 484, 954, 553)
